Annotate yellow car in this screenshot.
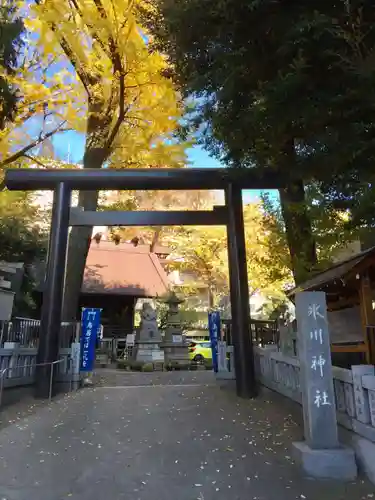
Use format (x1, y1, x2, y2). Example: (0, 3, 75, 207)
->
(188, 341, 212, 363)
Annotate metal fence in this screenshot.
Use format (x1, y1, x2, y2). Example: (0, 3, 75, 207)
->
(221, 319, 279, 347)
(101, 325, 135, 360)
(251, 320, 279, 346)
(0, 318, 39, 347)
(0, 318, 78, 348)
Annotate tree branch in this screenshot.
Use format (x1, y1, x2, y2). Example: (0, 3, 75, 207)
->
(23, 154, 49, 168)
(58, 34, 96, 94)
(35, 0, 95, 95)
(93, 0, 127, 150)
(68, 0, 112, 58)
(104, 76, 127, 150)
(1, 123, 71, 168)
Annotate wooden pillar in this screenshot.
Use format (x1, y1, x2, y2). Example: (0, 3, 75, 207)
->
(359, 273, 375, 364)
(225, 184, 257, 398)
(36, 182, 71, 398)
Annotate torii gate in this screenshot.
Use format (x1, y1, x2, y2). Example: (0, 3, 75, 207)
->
(4, 167, 284, 399)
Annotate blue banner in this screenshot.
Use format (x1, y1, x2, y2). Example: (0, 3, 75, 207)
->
(80, 308, 102, 372)
(208, 311, 221, 373)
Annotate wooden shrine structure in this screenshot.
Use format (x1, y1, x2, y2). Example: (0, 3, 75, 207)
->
(289, 246, 375, 366)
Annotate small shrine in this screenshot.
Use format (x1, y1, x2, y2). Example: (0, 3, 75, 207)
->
(288, 245, 375, 367)
(161, 292, 189, 366)
(134, 302, 164, 363)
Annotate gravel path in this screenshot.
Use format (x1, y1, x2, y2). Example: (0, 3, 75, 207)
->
(0, 369, 373, 500)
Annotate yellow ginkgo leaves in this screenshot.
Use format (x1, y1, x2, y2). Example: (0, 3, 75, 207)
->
(1, 0, 186, 170)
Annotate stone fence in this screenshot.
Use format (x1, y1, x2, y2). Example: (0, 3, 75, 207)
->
(0, 345, 80, 389)
(255, 346, 375, 444)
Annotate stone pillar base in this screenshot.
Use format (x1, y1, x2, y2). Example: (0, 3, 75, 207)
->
(162, 343, 189, 365)
(135, 341, 164, 363)
(292, 442, 357, 480)
(83, 373, 94, 386)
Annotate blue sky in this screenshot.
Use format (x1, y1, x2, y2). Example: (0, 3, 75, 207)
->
(187, 147, 275, 203)
(53, 131, 277, 204)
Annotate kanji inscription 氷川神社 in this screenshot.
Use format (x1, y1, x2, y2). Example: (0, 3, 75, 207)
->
(293, 292, 357, 480)
(295, 292, 338, 449)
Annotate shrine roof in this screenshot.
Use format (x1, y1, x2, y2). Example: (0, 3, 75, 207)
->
(82, 242, 170, 297)
(288, 246, 375, 297)
(34, 241, 170, 298)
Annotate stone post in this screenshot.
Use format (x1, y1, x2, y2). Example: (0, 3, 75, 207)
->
(161, 292, 189, 367)
(292, 291, 357, 480)
(70, 342, 81, 390)
(216, 340, 236, 380)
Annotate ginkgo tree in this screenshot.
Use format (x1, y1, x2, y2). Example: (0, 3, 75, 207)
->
(165, 203, 292, 310)
(99, 192, 289, 311)
(0, 1, 24, 130)
(1, 0, 187, 319)
(103, 188, 215, 248)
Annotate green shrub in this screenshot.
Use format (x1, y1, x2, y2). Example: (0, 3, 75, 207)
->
(130, 361, 144, 371)
(117, 359, 129, 370)
(142, 363, 154, 372)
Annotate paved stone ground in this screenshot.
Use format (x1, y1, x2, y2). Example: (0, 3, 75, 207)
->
(93, 367, 214, 387)
(0, 369, 374, 500)
(0, 387, 51, 432)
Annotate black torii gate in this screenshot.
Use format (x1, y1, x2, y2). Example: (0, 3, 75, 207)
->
(4, 167, 284, 399)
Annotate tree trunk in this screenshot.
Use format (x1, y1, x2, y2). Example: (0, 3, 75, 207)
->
(150, 227, 162, 253)
(62, 102, 112, 320)
(278, 141, 317, 285)
(208, 282, 215, 309)
(61, 194, 98, 321)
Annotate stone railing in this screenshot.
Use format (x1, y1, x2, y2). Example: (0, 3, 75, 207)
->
(255, 346, 375, 444)
(0, 347, 37, 388)
(255, 346, 301, 403)
(0, 344, 80, 389)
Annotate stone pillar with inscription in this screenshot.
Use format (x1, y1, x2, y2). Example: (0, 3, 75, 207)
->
(292, 291, 357, 480)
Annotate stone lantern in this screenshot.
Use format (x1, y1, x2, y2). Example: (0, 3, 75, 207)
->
(161, 292, 189, 367)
